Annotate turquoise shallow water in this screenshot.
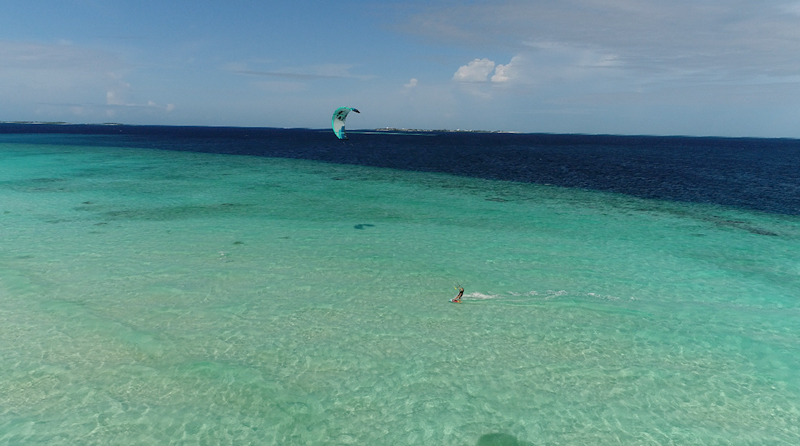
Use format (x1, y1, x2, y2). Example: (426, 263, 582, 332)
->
(1, 139, 799, 445)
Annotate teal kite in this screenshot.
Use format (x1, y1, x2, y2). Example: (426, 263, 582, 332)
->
(332, 107, 360, 140)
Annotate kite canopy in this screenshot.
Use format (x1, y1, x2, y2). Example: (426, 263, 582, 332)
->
(332, 107, 360, 139)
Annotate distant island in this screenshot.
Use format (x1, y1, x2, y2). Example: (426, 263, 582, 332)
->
(1, 121, 517, 133)
(374, 127, 517, 134)
(0, 121, 71, 125)
(0, 121, 123, 126)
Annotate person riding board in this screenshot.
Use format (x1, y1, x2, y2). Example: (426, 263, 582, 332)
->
(451, 286, 464, 303)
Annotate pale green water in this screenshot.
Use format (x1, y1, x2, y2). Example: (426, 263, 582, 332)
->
(1, 141, 799, 445)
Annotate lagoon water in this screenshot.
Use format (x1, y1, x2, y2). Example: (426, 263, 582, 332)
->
(1, 127, 799, 444)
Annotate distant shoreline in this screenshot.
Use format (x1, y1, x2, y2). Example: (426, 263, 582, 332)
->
(373, 127, 518, 134)
(0, 121, 124, 126)
(0, 122, 514, 134)
(1, 122, 798, 140)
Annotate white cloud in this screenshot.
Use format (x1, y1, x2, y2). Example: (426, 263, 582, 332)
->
(491, 56, 521, 82)
(490, 64, 512, 83)
(405, 1, 800, 80)
(453, 58, 495, 82)
(453, 56, 525, 84)
(404, 78, 418, 89)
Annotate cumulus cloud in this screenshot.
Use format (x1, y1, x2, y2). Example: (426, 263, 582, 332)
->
(453, 57, 524, 84)
(490, 64, 512, 83)
(491, 56, 521, 82)
(405, 1, 800, 80)
(453, 58, 496, 82)
(404, 78, 418, 89)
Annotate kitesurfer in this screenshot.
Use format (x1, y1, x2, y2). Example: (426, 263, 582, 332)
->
(451, 287, 464, 303)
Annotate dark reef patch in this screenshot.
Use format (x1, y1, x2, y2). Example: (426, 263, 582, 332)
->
(102, 203, 254, 221)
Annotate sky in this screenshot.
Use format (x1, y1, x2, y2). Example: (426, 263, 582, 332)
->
(2, 0, 800, 137)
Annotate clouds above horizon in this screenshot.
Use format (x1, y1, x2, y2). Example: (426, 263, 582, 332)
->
(394, 0, 800, 135)
(453, 58, 496, 82)
(0, 40, 174, 120)
(2, 1, 799, 136)
(452, 56, 524, 84)
(409, 0, 800, 81)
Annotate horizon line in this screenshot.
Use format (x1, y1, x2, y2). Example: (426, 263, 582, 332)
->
(1, 121, 798, 141)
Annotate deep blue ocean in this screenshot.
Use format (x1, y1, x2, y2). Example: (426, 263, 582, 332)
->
(1, 124, 799, 445)
(3, 124, 798, 215)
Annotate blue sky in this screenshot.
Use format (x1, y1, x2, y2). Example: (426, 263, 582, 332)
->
(2, 0, 800, 137)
